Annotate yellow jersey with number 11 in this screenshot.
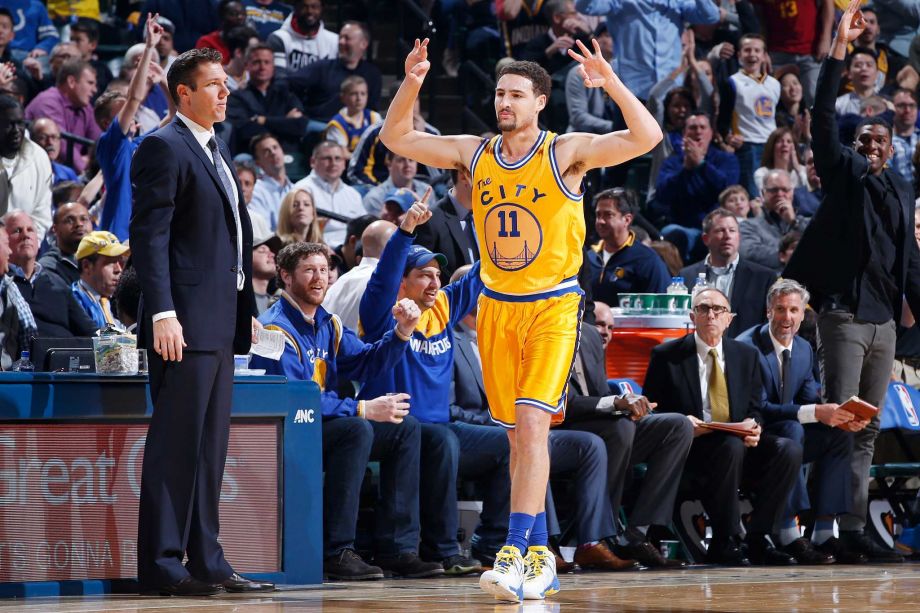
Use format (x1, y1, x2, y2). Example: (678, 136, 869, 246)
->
(470, 130, 585, 299)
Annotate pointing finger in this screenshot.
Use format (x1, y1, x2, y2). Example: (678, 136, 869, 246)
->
(421, 185, 433, 204)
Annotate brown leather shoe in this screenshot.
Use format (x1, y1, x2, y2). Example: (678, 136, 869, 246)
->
(574, 541, 639, 571)
(555, 552, 576, 574)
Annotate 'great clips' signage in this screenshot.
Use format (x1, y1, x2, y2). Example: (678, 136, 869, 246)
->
(0, 421, 280, 582)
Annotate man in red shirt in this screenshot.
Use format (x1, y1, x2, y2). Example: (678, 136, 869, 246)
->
(752, 0, 835, 105)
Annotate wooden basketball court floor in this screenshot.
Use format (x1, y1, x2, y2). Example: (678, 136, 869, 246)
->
(4, 564, 920, 612)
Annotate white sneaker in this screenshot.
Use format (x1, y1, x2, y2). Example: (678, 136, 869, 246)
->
(522, 546, 560, 600)
(479, 545, 525, 602)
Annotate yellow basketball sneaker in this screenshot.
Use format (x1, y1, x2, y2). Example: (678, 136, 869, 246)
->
(479, 545, 525, 602)
(522, 546, 559, 600)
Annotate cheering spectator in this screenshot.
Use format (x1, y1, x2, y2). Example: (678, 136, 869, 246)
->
(249, 133, 294, 230)
(25, 60, 100, 174)
(751, 0, 833, 105)
(775, 68, 812, 146)
(836, 48, 883, 116)
(1, 0, 59, 61)
(244, 0, 292, 40)
(0, 95, 52, 238)
(585, 188, 669, 307)
(324, 219, 396, 330)
(226, 42, 307, 153)
(891, 88, 920, 184)
(268, 0, 338, 71)
(576, 0, 719, 100)
(753, 127, 808, 193)
(362, 152, 430, 216)
(292, 140, 365, 247)
(324, 75, 382, 155)
(4, 210, 97, 338)
(0, 216, 36, 369)
(38, 201, 92, 286)
(794, 148, 823, 217)
(718, 34, 780, 197)
(681, 208, 777, 338)
(740, 169, 810, 271)
(656, 112, 740, 260)
(276, 188, 324, 246)
(195, 0, 248, 64)
(29, 117, 79, 184)
(70, 17, 113, 95)
(288, 21, 380, 124)
(71, 231, 129, 329)
(94, 15, 171, 242)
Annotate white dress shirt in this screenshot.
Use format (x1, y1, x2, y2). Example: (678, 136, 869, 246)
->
(322, 257, 379, 331)
(694, 333, 725, 423)
(767, 330, 817, 424)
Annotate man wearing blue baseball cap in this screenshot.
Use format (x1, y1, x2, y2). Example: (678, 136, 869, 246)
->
(358, 188, 510, 577)
(379, 187, 417, 225)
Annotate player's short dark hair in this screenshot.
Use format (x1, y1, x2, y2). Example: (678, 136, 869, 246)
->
(71, 17, 100, 42)
(167, 48, 223, 105)
(594, 187, 638, 216)
(497, 61, 552, 99)
(275, 242, 329, 289)
(854, 115, 892, 140)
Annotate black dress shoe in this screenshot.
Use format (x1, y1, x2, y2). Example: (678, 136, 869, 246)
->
(615, 541, 687, 569)
(746, 534, 797, 566)
(219, 572, 276, 593)
(839, 531, 905, 563)
(704, 539, 750, 566)
(816, 537, 868, 564)
(140, 576, 223, 596)
(782, 537, 835, 565)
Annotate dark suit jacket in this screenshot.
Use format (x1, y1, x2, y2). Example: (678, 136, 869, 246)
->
(414, 194, 480, 286)
(450, 324, 492, 426)
(784, 58, 920, 318)
(680, 258, 777, 338)
(130, 117, 256, 354)
(565, 323, 612, 421)
(643, 333, 764, 424)
(736, 324, 820, 424)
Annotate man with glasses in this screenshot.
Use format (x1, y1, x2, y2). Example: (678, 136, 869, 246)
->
(740, 169, 810, 271)
(643, 287, 801, 566)
(891, 89, 919, 185)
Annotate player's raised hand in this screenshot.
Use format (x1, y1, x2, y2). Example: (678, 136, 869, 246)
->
(568, 38, 615, 89)
(392, 298, 421, 337)
(400, 185, 433, 233)
(837, 0, 866, 45)
(145, 13, 164, 49)
(404, 38, 431, 83)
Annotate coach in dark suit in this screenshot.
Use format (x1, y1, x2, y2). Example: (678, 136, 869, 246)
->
(643, 287, 801, 566)
(130, 48, 271, 596)
(783, 2, 917, 562)
(559, 305, 692, 569)
(737, 279, 858, 565)
(680, 208, 776, 339)
(414, 169, 479, 286)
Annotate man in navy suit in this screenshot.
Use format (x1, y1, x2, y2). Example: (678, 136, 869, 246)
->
(643, 288, 801, 566)
(130, 46, 271, 596)
(680, 208, 777, 338)
(738, 279, 863, 564)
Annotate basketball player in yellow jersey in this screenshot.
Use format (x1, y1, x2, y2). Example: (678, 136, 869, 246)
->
(380, 38, 662, 603)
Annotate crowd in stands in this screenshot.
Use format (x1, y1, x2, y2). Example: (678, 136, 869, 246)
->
(2, 0, 920, 582)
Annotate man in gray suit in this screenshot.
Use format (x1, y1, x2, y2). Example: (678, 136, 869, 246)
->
(558, 300, 694, 568)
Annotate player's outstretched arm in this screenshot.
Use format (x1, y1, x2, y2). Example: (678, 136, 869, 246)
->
(380, 38, 481, 170)
(556, 39, 663, 171)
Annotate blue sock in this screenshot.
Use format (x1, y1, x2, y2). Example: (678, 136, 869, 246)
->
(529, 512, 548, 548)
(506, 512, 535, 556)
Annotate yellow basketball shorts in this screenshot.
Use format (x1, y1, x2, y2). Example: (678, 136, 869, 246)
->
(477, 287, 584, 429)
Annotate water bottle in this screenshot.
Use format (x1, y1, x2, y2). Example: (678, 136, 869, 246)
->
(11, 350, 34, 372)
(666, 276, 688, 313)
(692, 272, 711, 296)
